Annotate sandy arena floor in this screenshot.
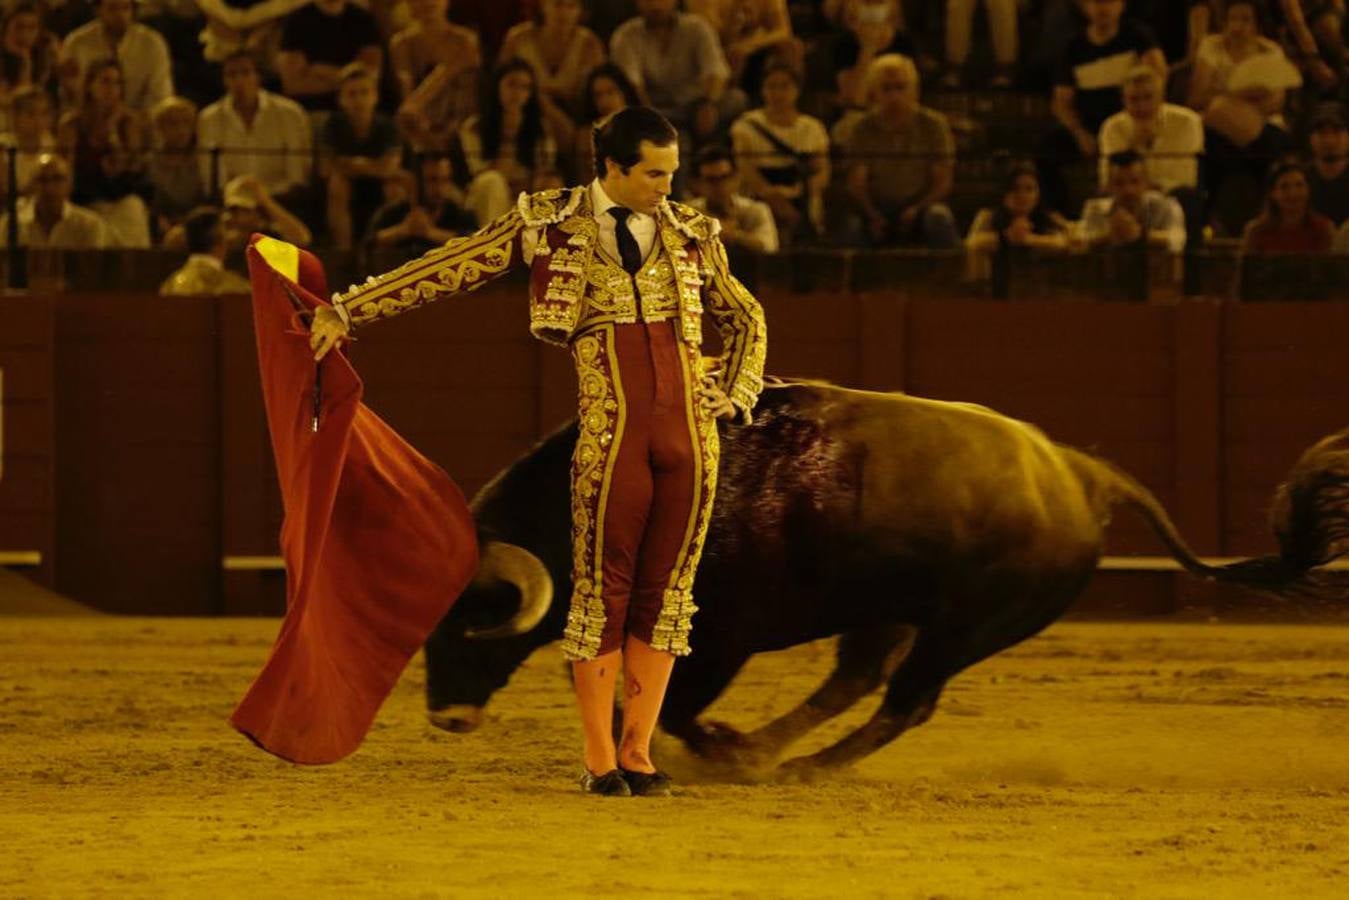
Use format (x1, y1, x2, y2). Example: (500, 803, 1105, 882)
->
(2, 615, 1348, 898)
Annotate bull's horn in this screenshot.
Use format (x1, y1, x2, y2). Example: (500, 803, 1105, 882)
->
(464, 542, 554, 639)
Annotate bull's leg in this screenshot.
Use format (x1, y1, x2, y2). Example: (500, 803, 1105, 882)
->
(775, 637, 953, 779)
(737, 624, 917, 765)
(658, 645, 751, 758)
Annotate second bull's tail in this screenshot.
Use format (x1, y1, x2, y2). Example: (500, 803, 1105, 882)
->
(1059, 438, 1349, 603)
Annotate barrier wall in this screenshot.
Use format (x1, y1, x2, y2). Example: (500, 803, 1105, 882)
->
(5, 288, 1348, 616)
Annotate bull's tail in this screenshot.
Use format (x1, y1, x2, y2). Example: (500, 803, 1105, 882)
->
(1059, 439, 1349, 604)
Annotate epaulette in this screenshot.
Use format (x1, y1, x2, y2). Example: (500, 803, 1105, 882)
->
(517, 186, 585, 227)
(661, 200, 722, 242)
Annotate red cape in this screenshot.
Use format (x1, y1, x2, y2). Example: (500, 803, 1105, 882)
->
(231, 235, 478, 764)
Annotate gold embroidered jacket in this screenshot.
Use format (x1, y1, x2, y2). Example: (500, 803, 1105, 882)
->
(332, 185, 767, 421)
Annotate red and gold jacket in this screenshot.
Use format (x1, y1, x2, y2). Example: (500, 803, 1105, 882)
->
(332, 185, 767, 421)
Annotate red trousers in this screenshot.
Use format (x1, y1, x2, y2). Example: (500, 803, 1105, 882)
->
(561, 320, 719, 660)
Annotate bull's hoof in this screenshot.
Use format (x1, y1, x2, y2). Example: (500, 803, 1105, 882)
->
(774, 755, 832, 784)
(427, 704, 483, 733)
(683, 719, 751, 757)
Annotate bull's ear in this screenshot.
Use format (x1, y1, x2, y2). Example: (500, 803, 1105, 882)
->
(464, 543, 554, 640)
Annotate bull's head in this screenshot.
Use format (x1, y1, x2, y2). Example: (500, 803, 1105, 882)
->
(422, 425, 578, 733)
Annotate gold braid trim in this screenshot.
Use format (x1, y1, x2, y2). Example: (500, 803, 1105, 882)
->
(703, 235, 767, 424)
(559, 327, 626, 661)
(334, 211, 526, 327)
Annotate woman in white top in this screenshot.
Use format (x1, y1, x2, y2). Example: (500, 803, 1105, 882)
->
(497, 0, 605, 148)
(1187, 0, 1296, 148)
(458, 59, 561, 224)
(729, 62, 830, 240)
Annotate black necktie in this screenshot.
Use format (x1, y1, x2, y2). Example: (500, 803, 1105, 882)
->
(608, 207, 642, 276)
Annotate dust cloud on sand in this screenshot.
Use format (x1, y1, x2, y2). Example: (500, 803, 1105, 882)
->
(3, 616, 1348, 897)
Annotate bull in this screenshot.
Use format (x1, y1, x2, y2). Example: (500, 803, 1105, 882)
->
(424, 381, 1349, 776)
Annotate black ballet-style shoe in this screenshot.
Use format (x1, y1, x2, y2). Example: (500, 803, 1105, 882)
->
(579, 768, 632, 797)
(619, 768, 673, 797)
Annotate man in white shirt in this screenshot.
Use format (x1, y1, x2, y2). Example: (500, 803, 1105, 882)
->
(687, 146, 779, 254)
(0, 155, 110, 248)
(1079, 150, 1186, 253)
(1097, 65, 1203, 194)
(198, 51, 313, 201)
(610, 0, 743, 140)
(60, 0, 174, 112)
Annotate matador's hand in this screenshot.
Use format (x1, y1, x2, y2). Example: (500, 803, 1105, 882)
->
(309, 306, 350, 361)
(700, 376, 736, 420)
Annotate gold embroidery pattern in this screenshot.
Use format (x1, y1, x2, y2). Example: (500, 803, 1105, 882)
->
(703, 236, 767, 422)
(338, 212, 524, 327)
(560, 328, 626, 661)
(649, 347, 721, 656)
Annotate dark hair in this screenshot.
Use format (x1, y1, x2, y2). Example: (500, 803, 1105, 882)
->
(1263, 157, 1311, 220)
(581, 63, 641, 124)
(1106, 149, 1144, 170)
(1224, 0, 1267, 28)
(695, 144, 735, 174)
(81, 58, 122, 107)
(2, 3, 52, 91)
(760, 60, 802, 88)
(183, 206, 224, 254)
(593, 106, 678, 180)
(479, 58, 544, 171)
(991, 160, 1053, 235)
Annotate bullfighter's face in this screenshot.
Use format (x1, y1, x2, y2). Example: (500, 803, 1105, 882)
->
(606, 140, 678, 216)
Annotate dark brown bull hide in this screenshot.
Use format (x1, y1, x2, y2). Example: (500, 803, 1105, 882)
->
(424, 382, 1348, 774)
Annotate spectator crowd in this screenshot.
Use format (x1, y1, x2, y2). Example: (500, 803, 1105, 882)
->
(0, 0, 1347, 294)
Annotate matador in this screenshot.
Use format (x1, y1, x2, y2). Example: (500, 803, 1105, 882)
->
(309, 108, 767, 797)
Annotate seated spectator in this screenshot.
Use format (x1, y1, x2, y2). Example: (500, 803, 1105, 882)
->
(1242, 159, 1334, 253)
(1279, 0, 1344, 93)
(729, 62, 830, 242)
(59, 0, 173, 112)
(0, 2, 60, 122)
(365, 154, 477, 259)
(1308, 102, 1349, 226)
(1078, 150, 1186, 252)
(56, 59, 152, 247)
(610, 0, 744, 145)
(1039, 0, 1166, 215)
(573, 62, 641, 181)
(840, 53, 958, 249)
(457, 59, 561, 224)
(832, 0, 918, 114)
(1187, 1, 1294, 156)
(320, 63, 402, 250)
(966, 162, 1070, 276)
(277, 0, 382, 112)
(220, 173, 312, 248)
(196, 0, 306, 67)
(1098, 65, 1203, 194)
(198, 51, 312, 203)
(392, 0, 481, 153)
(0, 153, 111, 247)
(147, 96, 206, 235)
(687, 0, 803, 96)
(498, 0, 605, 143)
(687, 144, 779, 253)
(0, 85, 56, 196)
(943, 0, 1018, 89)
(159, 205, 251, 295)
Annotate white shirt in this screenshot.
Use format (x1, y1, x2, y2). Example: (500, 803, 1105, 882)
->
(60, 22, 173, 112)
(197, 89, 313, 196)
(1098, 103, 1204, 193)
(687, 194, 779, 254)
(0, 199, 110, 248)
(521, 179, 657, 265)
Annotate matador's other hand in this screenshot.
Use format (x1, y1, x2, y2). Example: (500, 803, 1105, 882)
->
(700, 377, 736, 420)
(309, 306, 350, 361)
